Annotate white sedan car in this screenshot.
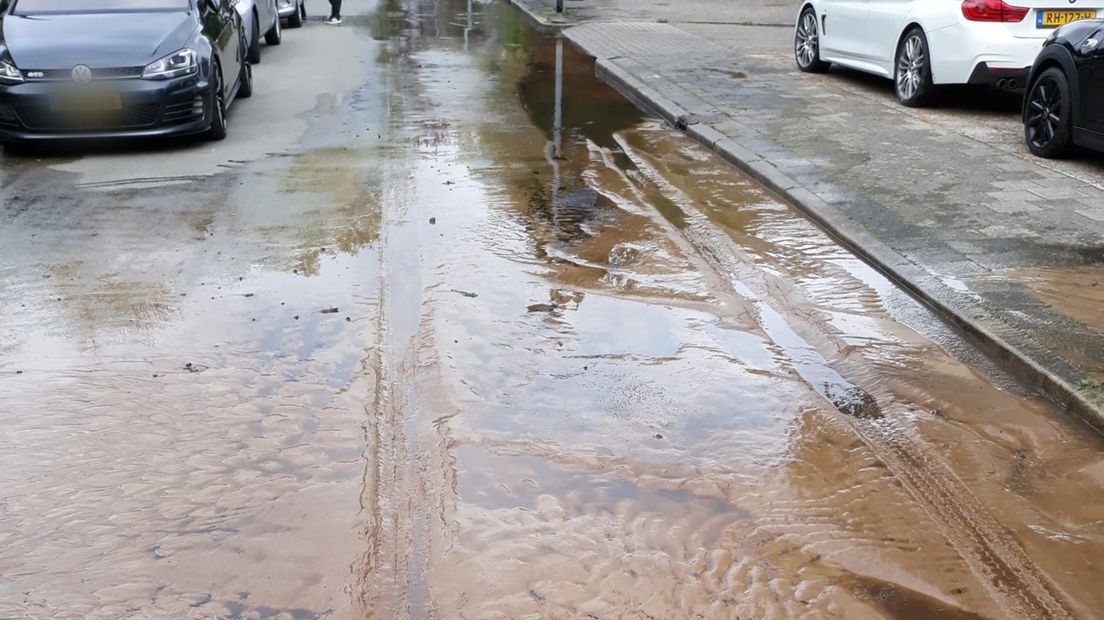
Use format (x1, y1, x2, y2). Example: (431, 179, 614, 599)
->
(794, 0, 1104, 106)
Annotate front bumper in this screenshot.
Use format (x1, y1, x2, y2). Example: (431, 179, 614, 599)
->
(0, 74, 212, 142)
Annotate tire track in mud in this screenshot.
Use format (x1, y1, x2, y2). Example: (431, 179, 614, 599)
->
(611, 132, 1077, 619)
(353, 20, 463, 614)
(352, 172, 439, 620)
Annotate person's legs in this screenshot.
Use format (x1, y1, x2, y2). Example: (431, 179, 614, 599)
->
(326, 0, 342, 23)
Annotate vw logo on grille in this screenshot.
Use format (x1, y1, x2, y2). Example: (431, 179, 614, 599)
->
(71, 65, 93, 84)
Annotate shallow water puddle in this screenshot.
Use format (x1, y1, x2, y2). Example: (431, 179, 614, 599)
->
(2, 0, 1104, 618)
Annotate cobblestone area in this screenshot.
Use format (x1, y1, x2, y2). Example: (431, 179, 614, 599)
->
(511, 1, 1104, 422)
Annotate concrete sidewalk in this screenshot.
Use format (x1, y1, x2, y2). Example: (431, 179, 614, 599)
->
(509, 0, 1104, 426)
(507, 0, 800, 27)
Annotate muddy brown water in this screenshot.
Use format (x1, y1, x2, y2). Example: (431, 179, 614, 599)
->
(2, 1, 1104, 618)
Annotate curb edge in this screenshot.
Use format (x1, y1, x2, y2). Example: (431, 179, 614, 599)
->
(587, 51, 1104, 431)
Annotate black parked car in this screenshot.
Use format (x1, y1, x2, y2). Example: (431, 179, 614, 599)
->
(0, 0, 251, 147)
(1023, 19, 1104, 158)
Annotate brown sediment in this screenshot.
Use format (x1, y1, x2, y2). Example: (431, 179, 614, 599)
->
(3, 1, 1104, 619)
(1003, 266, 1104, 336)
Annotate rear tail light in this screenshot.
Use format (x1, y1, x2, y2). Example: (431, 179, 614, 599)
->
(962, 0, 1029, 22)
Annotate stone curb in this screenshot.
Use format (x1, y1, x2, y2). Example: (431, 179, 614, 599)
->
(589, 55, 1104, 430)
(505, 0, 569, 32)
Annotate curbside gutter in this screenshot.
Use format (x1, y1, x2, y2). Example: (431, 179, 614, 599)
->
(590, 57, 1104, 431)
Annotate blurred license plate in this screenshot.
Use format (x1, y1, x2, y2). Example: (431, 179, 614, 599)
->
(53, 92, 122, 112)
(1037, 10, 1096, 28)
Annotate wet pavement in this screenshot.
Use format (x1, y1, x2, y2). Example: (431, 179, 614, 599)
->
(2, 1, 1104, 618)
(560, 17, 1104, 425)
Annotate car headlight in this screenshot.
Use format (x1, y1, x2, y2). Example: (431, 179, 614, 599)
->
(0, 58, 23, 84)
(142, 48, 198, 80)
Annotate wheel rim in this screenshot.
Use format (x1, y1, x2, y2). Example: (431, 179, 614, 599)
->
(795, 12, 818, 68)
(1026, 77, 1062, 149)
(896, 35, 924, 100)
(215, 71, 226, 130)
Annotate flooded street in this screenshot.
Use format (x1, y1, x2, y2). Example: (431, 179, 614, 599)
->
(2, 1, 1104, 618)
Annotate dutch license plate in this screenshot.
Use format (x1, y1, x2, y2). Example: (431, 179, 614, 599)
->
(53, 92, 122, 112)
(1037, 9, 1097, 28)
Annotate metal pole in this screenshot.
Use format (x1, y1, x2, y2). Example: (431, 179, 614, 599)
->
(553, 35, 563, 161)
(548, 35, 564, 227)
(464, 0, 472, 50)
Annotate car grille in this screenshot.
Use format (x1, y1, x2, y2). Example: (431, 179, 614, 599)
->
(14, 102, 162, 131)
(0, 107, 20, 129)
(23, 67, 144, 82)
(162, 93, 206, 126)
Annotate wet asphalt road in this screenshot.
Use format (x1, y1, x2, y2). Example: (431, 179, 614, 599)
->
(2, 1, 1104, 618)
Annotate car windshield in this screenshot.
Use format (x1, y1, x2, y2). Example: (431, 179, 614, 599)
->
(12, 0, 190, 15)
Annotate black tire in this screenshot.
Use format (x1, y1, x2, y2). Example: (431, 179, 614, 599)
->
(1025, 67, 1074, 159)
(265, 3, 282, 45)
(206, 65, 228, 141)
(895, 28, 934, 107)
(287, 0, 304, 27)
(247, 12, 262, 64)
(237, 58, 253, 99)
(795, 7, 829, 73)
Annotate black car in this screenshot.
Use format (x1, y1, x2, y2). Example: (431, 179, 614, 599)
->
(1023, 18, 1104, 158)
(0, 0, 251, 146)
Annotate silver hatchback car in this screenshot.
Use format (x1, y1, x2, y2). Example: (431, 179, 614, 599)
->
(235, 0, 281, 65)
(277, 0, 307, 28)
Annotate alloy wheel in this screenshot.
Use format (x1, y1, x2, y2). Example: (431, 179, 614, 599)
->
(795, 12, 818, 69)
(896, 35, 925, 101)
(1026, 77, 1061, 150)
(214, 72, 226, 132)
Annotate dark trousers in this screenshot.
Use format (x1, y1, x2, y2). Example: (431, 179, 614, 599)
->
(329, 0, 341, 18)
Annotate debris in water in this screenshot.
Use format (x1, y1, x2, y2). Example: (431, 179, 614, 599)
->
(527, 303, 558, 313)
(654, 433, 664, 440)
(183, 362, 208, 374)
(824, 384, 883, 420)
(429, 217, 436, 224)
(321, 307, 339, 314)
(452, 289, 477, 298)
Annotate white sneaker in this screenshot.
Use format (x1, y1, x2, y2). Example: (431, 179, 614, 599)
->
(325, 16, 342, 24)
